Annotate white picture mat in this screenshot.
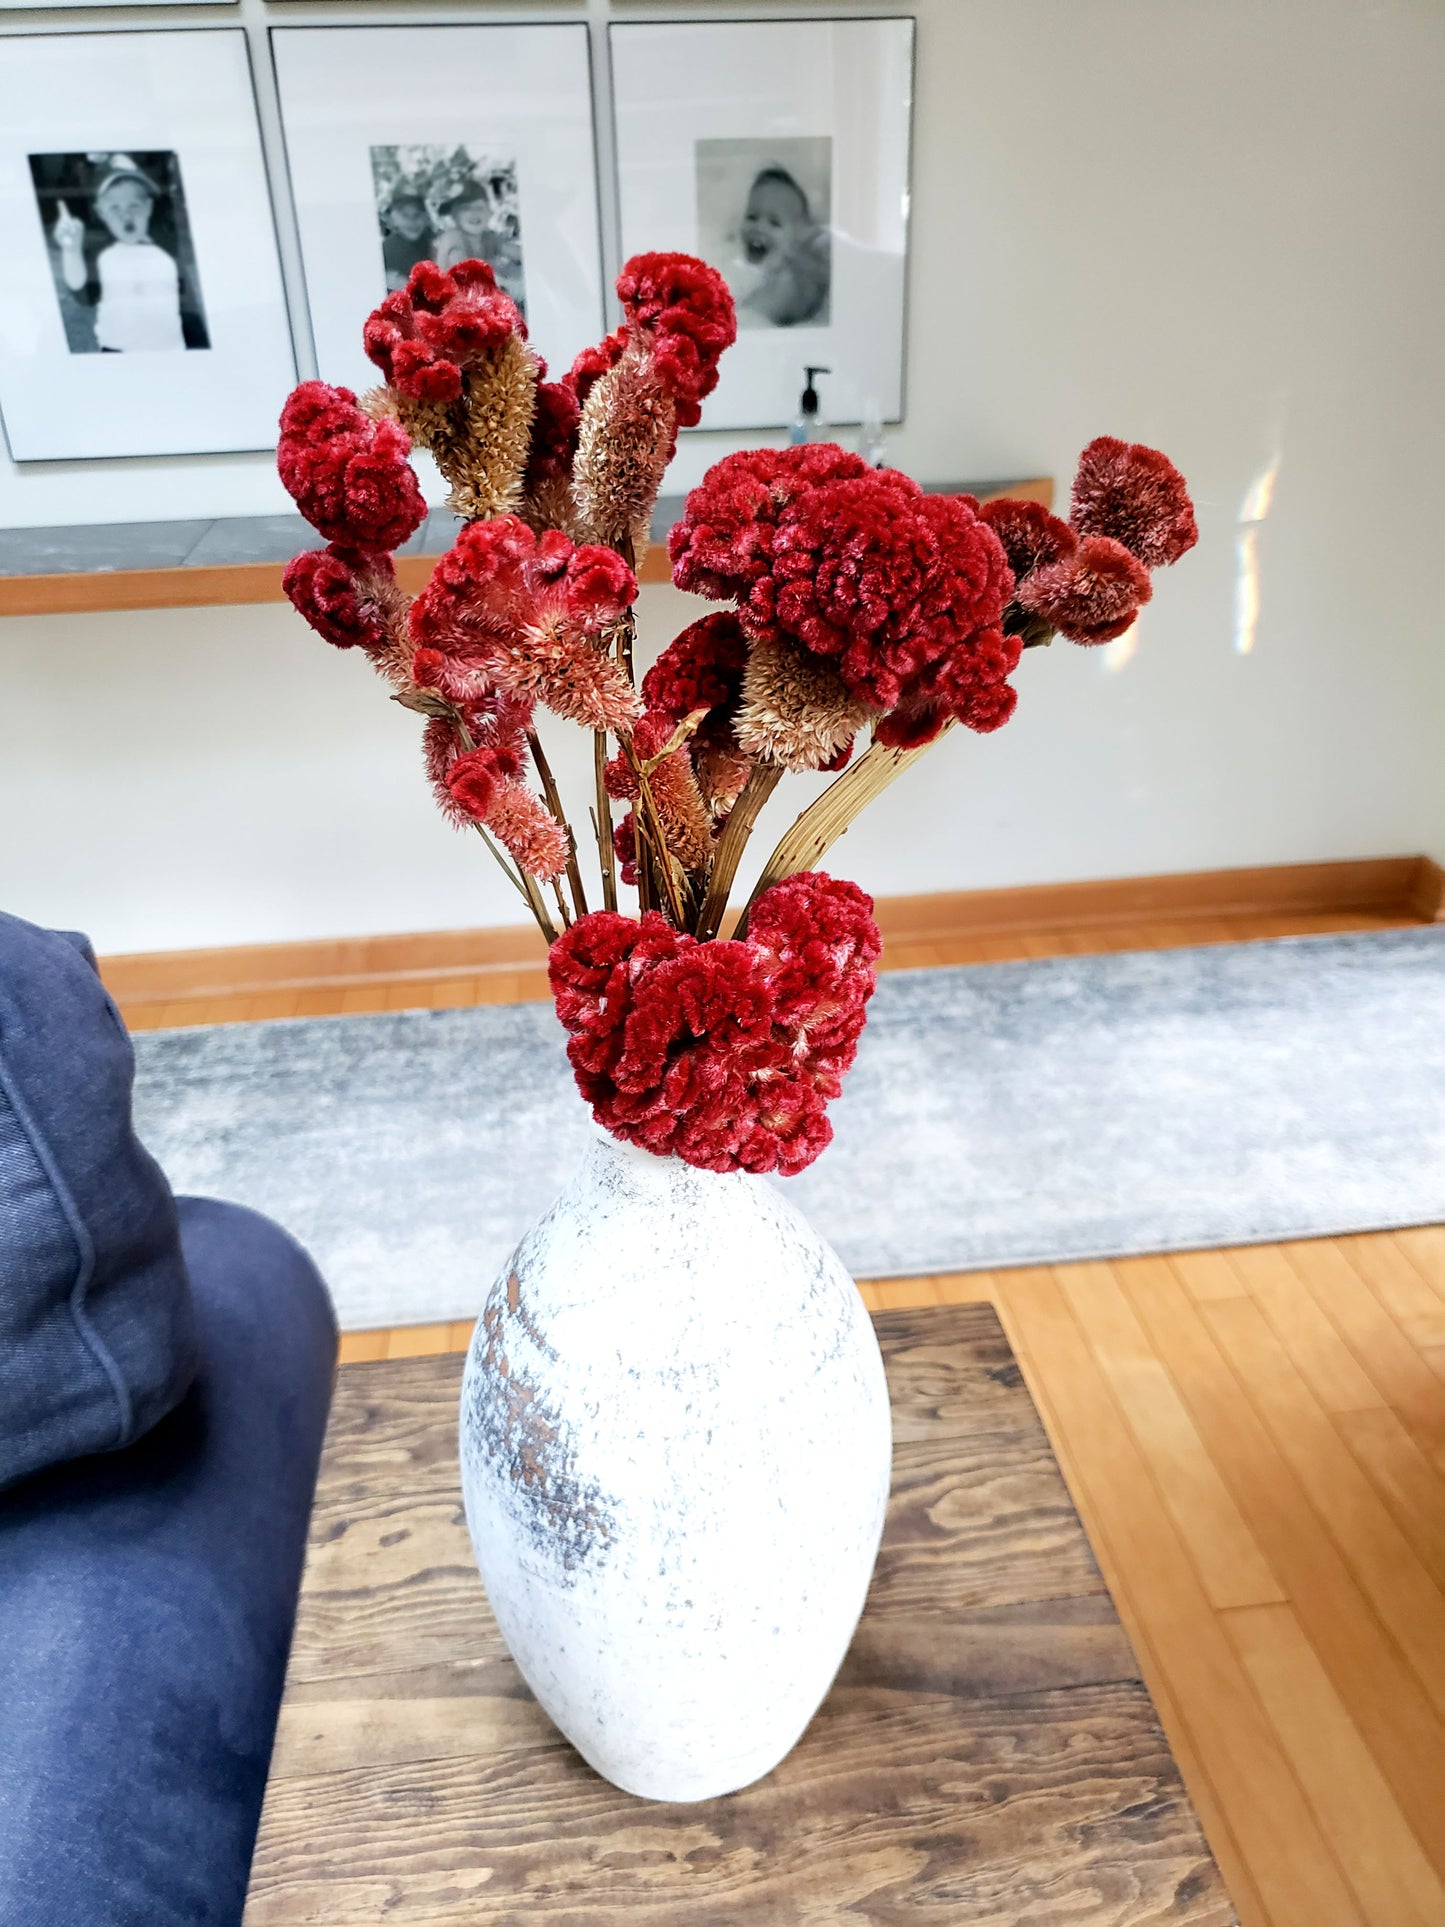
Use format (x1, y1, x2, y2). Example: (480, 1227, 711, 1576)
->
(610, 19, 913, 431)
(273, 24, 604, 398)
(0, 31, 295, 462)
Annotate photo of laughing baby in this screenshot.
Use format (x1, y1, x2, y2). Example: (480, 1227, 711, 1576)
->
(694, 134, 831, 330)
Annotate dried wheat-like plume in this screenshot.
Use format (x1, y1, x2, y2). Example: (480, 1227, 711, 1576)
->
(573, 354, 676, 552)
(368, 335, 539, 522)
(735, 637, 872, 771)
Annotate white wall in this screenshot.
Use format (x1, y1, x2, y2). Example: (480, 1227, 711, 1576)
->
(2, 0, 1441, 954)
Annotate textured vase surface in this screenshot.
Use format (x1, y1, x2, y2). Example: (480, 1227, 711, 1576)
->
(458, 1124, 893, 1801)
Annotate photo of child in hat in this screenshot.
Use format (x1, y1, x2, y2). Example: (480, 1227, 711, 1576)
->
(370, 145, 526, 314)
(29, 151, 210, 355)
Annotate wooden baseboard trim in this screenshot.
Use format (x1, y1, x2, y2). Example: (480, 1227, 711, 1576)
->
(99, 853, 1439, 1012)
(1407, 856, 1445, 922)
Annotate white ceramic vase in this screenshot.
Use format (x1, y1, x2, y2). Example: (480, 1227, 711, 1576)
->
(458, 1124, 893, 1802)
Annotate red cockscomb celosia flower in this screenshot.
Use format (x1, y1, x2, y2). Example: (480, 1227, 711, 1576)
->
(978, 496, 1078, 584)
(277, 382, 427, 553)
(363, 259, 525, 404)
(614, 253, 737, 427)
(281, 544, 393, 652)
(548, 871, 880, 1175)
(409, 515, 640, 730)
(668, 444, 875, 603)
(1018, 532, 1153, 644)
(1070, 435, 1198, 569)
(673, 450, 1016, 746)
(522, 377, 583, 494)
(643, 612, 750, 722)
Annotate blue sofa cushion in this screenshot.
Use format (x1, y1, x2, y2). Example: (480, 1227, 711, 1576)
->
(0, 1194, 338, 1927)
(0, 912, 198, 1490)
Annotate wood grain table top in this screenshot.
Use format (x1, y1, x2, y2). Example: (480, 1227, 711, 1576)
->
(245, 1303, 1236, 1924)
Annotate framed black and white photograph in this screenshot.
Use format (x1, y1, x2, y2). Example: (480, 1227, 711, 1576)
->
(29, 150, 211, 355)
(0, 32, 295, 461)
(273, 25, 604, 397)
(610, 18, 914, 431)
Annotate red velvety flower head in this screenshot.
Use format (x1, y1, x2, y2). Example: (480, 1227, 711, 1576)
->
(363, 259, 526, 404)
(642, 612, 750, 722)
(669, 444, 875, 603)
(277, 382, 427, 553)
(409, 515, 639, 729)
(1018, 532, 1153, 644)
(614, 253, 736, 427)
(1070, 436, 1198, 569)
(282, 544, 393, 651)
(671, 447, 1016, 741)
(523, 377, 582, 493)
(547, 871, 879, 1176)
(978, 496, 1078, 584)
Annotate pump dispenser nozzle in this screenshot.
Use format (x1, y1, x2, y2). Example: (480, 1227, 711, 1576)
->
(790, 366, 831, 446)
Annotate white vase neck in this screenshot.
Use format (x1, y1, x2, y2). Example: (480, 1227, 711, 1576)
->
(583, 1117, 758, 1196)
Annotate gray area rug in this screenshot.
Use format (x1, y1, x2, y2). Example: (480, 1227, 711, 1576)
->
(131, 929, 1445, 1332)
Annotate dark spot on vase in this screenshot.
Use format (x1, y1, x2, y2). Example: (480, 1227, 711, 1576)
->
(467, 1260, 615, 1580)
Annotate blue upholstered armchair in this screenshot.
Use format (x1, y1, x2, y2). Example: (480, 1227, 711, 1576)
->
(0, 911, 337, 1927)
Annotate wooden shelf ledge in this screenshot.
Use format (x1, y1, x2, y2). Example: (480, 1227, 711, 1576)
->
(0, 476, 1052, 618)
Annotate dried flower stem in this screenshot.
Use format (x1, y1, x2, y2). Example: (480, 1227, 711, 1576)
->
(694, 763, 783, 942)
(520, 867, 560, 942)
(624, 739, 689, 928)
(737, 733, 946, 935)
(472, 822, 531, 907)
(594, 734, 618, 913)
(447, 707, 558, 943)
(528, 729, 588, 922)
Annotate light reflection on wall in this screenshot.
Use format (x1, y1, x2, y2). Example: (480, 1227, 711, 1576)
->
(1235, 453, 1280, 656)
(1100, 625, 1138, 674)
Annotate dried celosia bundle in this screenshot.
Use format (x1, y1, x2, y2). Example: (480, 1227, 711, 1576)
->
(278, 383, 428, 554)
(572, 254, 736, 550)
(363, 260, 538, 519)
(549, 872, 879, 1175)
(736, 636, 871, 772)
(642, 613, 753, 812)
(604, 713, 716, 877)
(1070, 435, 1198, 568)
(410, 515, 640, 731)
(277, 240, 1198, 1173)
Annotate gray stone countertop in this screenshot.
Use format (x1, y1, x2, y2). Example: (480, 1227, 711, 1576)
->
(1, 480, 1034, 579)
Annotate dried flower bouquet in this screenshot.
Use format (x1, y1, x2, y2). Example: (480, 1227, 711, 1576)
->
(278, 253, 1196, 1178)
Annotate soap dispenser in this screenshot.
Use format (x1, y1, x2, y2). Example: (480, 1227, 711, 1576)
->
(789, 366, 830, 446)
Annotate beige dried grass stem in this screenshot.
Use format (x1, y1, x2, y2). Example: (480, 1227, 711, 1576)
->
(594, 733, 618, 913)
(694, 763, 783, 942)
(528, 729, 587, 922)
(737, 733, 946, 933)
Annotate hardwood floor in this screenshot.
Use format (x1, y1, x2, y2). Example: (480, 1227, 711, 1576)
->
(152, 901, 1442, 1926)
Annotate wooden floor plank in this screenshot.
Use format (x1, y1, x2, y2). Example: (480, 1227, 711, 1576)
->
(1286, 1241, 1445, 1471)
(1223, 1602, 1445, 1927)
(1393, 1226, 1445, 1298)
(1172, 1249, 1250, 1303)
(1340, 1233, 1445, 1350)
(1054, 1262, 1285, 1611)
(1227, 1245, 1386, 1414)
(1003, 1270, 1363, 1926)
(1114, 1255, 1445, 1878)
(994, 1290, 1268, 1927)
(1332, 1406, 1445, 1595)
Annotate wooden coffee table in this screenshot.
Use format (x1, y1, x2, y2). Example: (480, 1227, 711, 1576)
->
(245, 1304, 1236, 1923)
